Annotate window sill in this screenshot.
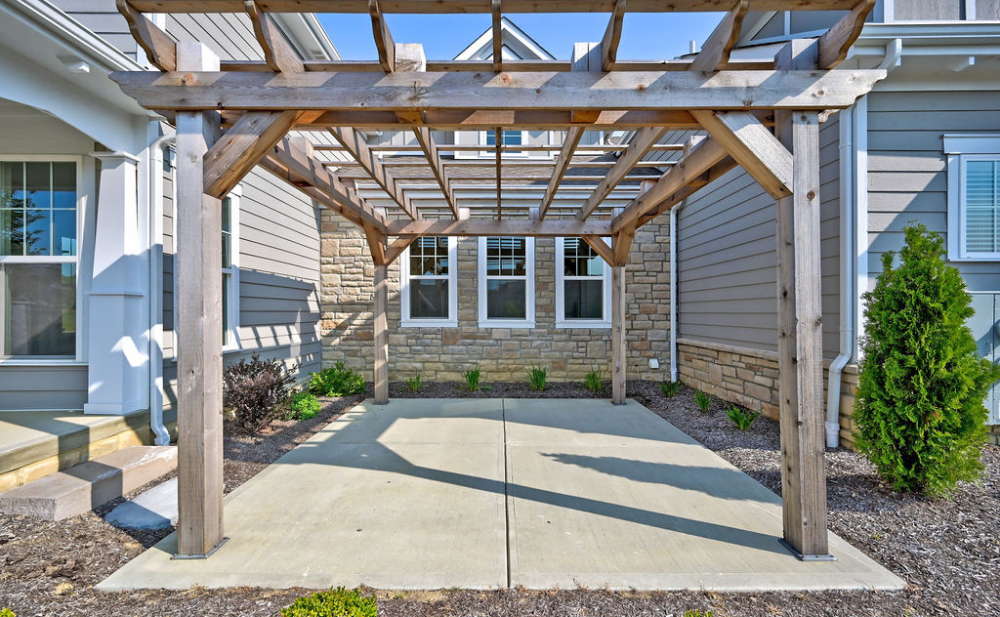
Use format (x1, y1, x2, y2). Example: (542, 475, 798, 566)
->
(555, 320, 611, 329)
(478, 320, 536, 329)
(400, 319, 458, 329)
(949, 254, 1000, 262)
(0, 358, 85, 366)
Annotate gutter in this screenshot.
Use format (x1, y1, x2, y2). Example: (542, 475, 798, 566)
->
(825, 39, 899, 449)
(669, 198, 686, 382)
(148, 130, 175, 446)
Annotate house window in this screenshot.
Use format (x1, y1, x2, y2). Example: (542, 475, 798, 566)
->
(221, 189, 240, 348)
(0, 160, 79, 357)
(400, 236, 457, 328)
(555, 237, 611, 328)
(478, 236, 534, 328)
(483, 129, 524, 156)
(945, 135, 1000, 261)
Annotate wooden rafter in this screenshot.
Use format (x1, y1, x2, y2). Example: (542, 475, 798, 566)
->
(688, 0, 748, 72)
(218, 57, 776, 72)
(329, 127, 420, 219)
(245, 0, 304, 72)
(818, 0, 876, 68)
(494, 126, 503, 219)
(538, 127, 585, 221)
(690, 110, 792, 199)
(110, 69, 887, 112)
(387, 219, 612, 237)
(117, 0, 176, 71)
(369, 0, 396, 72)
(601, 0, 626, 72)
(577, 126, 666, 221)
(491, 0, 503, 72)
(412, 127, 460, 218)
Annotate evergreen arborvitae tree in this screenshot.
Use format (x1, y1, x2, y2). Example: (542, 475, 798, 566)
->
(855, 224, 998, 497)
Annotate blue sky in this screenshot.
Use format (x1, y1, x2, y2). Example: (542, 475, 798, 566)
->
(317, 12, 725, 61)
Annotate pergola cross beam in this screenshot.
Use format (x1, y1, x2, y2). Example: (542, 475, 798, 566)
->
(329, 126, 422, 219)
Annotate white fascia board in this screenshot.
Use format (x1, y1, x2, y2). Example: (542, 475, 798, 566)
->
(857, 21, 1000, 45)
(272, 13, 341, 61)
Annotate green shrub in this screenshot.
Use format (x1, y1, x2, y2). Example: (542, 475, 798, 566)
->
(462, 366, 482, 392)
(309, 362, 366, 397)
(855, 224, 998, 497)
(223, 353, 298, 435)
(583, 368, 605, 394)
(694, 390, 712, 413)
(683, 611, 713, 617)
(659, 381, 680, 397)
(406, 374, 422, 392)
(527, 365, 547, 391)
(286, 391, 321, 421)
(726, 405, 759, 431)
(281, 587, 376, 617)
(1, 609, 16, 617)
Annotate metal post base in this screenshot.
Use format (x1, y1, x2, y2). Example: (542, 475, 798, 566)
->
(172, 537, 229, 560)
(779, 538, 836, 562)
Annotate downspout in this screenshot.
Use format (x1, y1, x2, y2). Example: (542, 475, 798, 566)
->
(669, 198, 687, 383)
(825, 39, 900, 448)
(148, 131, 174, 446)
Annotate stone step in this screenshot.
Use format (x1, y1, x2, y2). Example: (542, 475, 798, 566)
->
(0, 446, 177, 520)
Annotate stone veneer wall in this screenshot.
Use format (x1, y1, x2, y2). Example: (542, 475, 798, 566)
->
(677, 338, 861, 450)
(319, 212, 672, 383)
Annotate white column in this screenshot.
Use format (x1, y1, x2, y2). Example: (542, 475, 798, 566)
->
(85, 151, 148, 415)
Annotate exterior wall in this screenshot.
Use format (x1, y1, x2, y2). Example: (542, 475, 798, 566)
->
(162, 166, 323, 408)
(674, 112, 842, 358)
(49, 0, 139, 60)
(319, 215, 671, 384)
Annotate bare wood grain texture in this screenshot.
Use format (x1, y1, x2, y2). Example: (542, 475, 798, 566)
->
(203, 110, 298, 198)
(581, 235, 615, 266)
(687, 0, 748, 72)
(611, 262, 626, 404)
(245, 0, 304, 72)
(539, 127, 584, 220)
(691, 110, 792, 199)
(117, 0, 177, 70)
(601, 0, 626, 71)
(330, 127, 420, 219)
(387, 218, 612, 237)
(578, 125, 666, 221)
(373, 264, 389, 404)
(492, 0, 503, 72)
(817, 0, 876, 68)
(370, 0, 396, 72)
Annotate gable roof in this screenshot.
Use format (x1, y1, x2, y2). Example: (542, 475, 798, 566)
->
(454, 16, 554, 61)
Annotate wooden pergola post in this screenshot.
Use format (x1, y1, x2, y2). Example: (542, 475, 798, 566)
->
(774, 39, 831, 560)
(365, 224, 390, 405)
(175, 41, 225, 558)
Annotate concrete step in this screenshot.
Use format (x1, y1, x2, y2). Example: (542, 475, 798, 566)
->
(0, 446, 177, 520)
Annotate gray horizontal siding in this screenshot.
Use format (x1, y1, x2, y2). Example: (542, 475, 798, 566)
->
(677, 112, 842, 357)
(0, 365, 88, 411)
(166, 13, 264, 62)
(50, 0, 138, 58)
(866, 91, 1000, 292)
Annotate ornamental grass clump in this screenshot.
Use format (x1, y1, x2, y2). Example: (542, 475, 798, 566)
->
(527, 365, 547, 391)
(855, 224, 999, 497)
(694, 390, 712, 413)
(223, 353, 297, 435)
(462, 366, 482, 392)
(660, 381, 680, 397)
(406, 374, 422, 392)
(281, 587, 376, 617)
(727, 405, 760, 431)
(583, 368, 605, 394)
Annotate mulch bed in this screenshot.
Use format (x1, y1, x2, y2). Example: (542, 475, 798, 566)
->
(1, 382, 997, 616)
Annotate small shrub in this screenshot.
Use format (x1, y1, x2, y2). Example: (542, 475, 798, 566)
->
(309, 362, 365, 397)
(583, 368, 605, 394)
(727, 405, 760, 431)
(855, 224, 999, 497)
(694, 390, 712, 413)
(406, 374, 422, 392)
(281, 587, 376, 617)
(286, 391, 321, 421)
(527, 365, 547, 391)
(659, 381, 680, 397)
(462, 366, 482, 391)
(1, 609, 17, 617)
(223, 353, 297, 435)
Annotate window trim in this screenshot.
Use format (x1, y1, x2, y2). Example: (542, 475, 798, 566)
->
(555, 237, 612, 329)
(399, 236, 458, 328)
(221, 186, 241, 351)
(477, 236, 535, 329)
(479, 129, 529, 158)
(945, 134, 1000, 261)
(0, 155, 84, 361)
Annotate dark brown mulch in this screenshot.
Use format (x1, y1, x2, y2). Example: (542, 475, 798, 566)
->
(1, 382, 998, 616)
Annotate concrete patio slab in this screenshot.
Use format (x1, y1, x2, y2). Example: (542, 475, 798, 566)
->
(98, 398, 904, 593)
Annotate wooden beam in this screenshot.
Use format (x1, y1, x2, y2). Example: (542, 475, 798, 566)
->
(329, 127, 420, 219)
(373, 264, 389, 404)
(109, 69, 888, 112)
(774, 39, 830, 560)
(370, 0, 396, 72)
(577, 126, 667, 220)
(601, 0, 626, 71)
(174, 41, 224, 559)
(494, 127, 503, 219)
(688, 0, 748, 72)
(218, 57, 776, 72)
(388, 218, 612, 237)
(817, 0, 876, 68)
(364, 222, 387, 266)
(539, 127, 585, 220)
(245, 0, 304, 72)
(384, 235, 418, 266)
(124, 1, 869, 15)
(117, 0, 177, 71)
(582, 235, 614, 267)
(610, 260, 626, 405)
(492, 0, 503, 72)
(612, 137, 730, 234)
(266, 137, 386, 230)
(412, 127, 461, 218)
(203, 110, 297, 198)
(691, 110, 792, 199)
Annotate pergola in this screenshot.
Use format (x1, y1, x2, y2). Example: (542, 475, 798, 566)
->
(111, 0, 883, 564)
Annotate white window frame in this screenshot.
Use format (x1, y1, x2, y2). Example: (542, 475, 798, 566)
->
(221, 186, 241, 351)
(945, 134, 1000, 261)
(399, 236, 458, 328)
(479, 129, 529, 158)
(555, 237, 612, 329)
(0, 155, 84, 363)
(477, 236, 535, 328)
